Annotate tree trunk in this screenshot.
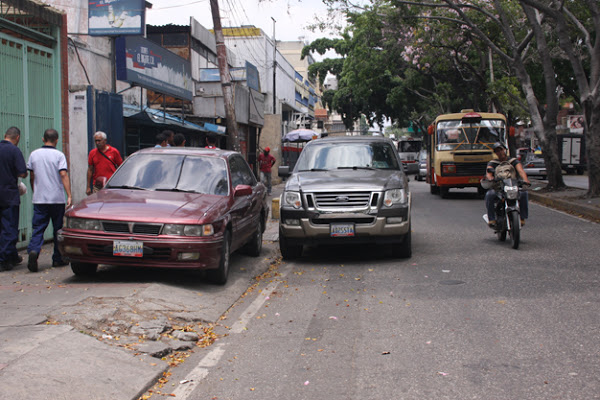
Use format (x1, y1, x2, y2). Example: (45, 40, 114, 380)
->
(585, 99, 600, 196)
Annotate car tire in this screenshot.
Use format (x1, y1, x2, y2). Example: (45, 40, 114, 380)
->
(71, 262, 98, 276)
(391, 226, 412, 259)
(440, 187, 449, 198)
(207, 230, 231, 285)
(279, 228, 302, 260)
(244, 217, 263, 257)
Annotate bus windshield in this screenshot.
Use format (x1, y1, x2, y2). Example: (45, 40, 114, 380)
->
(436, 119, 505, 151)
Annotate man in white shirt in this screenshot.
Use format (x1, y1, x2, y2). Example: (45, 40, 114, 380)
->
(26, 129, 72, 272)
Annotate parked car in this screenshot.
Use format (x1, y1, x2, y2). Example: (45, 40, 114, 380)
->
(278, 136, 412, 259)
(522, 153, 547, 179)
(58, 147, 268, 285)
(416, 149, 428, 181)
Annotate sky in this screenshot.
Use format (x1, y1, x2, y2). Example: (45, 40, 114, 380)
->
(146, 0, 339, 46)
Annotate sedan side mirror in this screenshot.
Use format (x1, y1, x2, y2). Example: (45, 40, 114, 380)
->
(234, 184, 252, 197)
(278, 166, 290, 177)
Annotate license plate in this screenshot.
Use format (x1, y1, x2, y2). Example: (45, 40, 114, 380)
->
(330, 223, 355, 237)
(469, 177, 480, 183)
(113, 240, 143, 257)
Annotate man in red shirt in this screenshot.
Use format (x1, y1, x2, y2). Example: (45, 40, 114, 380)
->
(86, 131, 123, 195)
(258, 146, 276, 195)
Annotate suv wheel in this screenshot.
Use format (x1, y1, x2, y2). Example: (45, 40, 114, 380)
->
(279, 229, 302, 260)
(391, 225, 412, 258)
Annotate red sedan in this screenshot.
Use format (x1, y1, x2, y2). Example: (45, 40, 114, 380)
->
(58, 147, 268, 284)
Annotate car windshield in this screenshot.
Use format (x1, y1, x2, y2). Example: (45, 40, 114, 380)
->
(399, 141, 422, 153)
(436, 119, 505, 151)
(107, 153, 229, 195)
(295, 141, 401, 171)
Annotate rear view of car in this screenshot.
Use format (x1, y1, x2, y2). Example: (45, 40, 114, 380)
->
(278, 136, 412, 259)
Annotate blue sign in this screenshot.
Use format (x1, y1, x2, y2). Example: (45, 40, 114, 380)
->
(246, 62, 260, 92)
(88, 0, 144, 36)
(116, 36, 193, 101)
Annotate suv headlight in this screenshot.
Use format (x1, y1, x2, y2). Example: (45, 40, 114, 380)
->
(282, 191, 302, 209)
(67, 217, 102, 231)
(384, 189, 407, 207)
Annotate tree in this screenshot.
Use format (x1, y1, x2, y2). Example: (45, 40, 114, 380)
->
(518, 0, 600, 196)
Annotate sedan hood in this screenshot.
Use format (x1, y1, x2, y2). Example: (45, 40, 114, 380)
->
(68, 189, 228, 223)
(285, 169, 405, 192)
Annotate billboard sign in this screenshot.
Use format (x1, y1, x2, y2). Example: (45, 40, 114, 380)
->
(116, 36, 194, 101)
(88, 0, 144, 36)
(568, 115, 584, 133)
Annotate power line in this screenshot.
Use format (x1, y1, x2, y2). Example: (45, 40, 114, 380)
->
(152, 0, 208, 10)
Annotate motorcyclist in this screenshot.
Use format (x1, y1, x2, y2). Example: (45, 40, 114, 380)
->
(484, 142, 530, 228)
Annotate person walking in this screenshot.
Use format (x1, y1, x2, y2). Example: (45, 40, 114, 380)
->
(0, 127, 28, 271)
(26, 129, 72, 272)
(174, 133, 186, 147)
(154, 132, 167, 148)
(87, 131, 122, 195)
(205, 132, 218, 149)
(258, 146, 276, 195)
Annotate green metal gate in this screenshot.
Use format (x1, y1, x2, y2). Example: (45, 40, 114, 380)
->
(0, 32, 60, 248)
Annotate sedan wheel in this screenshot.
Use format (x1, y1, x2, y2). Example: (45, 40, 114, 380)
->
(244, 218, 263, 257)
(71, 262, 98, 276)
(207, 231, 231, 285)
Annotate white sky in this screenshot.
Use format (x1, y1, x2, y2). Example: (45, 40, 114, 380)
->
(146, 0, 338, 44)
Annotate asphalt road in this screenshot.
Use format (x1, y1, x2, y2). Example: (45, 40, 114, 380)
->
(167, 180, 600, 400)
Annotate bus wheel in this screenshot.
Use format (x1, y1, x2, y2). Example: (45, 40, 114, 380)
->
(430, 184, 439, 195)
(440, 187, 449, 198)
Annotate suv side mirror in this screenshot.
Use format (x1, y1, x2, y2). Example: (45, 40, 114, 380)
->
(278, 166, 290, 177)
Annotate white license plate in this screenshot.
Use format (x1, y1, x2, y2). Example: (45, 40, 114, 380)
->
(113, 240, 143, 257)
(330, 223, 355, 237)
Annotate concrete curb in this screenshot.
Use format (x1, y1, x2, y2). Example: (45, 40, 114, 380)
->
(529, 190, 600, 222)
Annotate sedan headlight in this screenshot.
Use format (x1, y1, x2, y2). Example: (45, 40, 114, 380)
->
(384, 189, 407, 207)
(163, 224, 214, 236)
(282, 191, 302, 209)
(67, 217, 102, 231)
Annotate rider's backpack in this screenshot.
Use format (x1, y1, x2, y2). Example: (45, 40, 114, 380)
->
(493, 158, 517, 180)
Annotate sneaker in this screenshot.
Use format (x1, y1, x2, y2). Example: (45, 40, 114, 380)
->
(488, 220, 497, 229)
(520, 219, 525, 227)
(52, 259, 69, 268)
(27, 251, 39, 272)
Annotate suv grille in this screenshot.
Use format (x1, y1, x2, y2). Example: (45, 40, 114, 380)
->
(313, 192, 372, 208)
(102, 222, 162, 235)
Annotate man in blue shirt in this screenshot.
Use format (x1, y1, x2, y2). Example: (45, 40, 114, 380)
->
(0, 127, 28, 271)
(26, 129, 72, 272)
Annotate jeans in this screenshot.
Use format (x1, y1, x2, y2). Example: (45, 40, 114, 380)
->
(260, 171, 272, 194)
(0, 205, 20, 263)
(27, 204, 65, 262)
(485, 189, 528, 222)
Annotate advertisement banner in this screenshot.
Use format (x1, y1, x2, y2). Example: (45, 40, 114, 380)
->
(88, 0, 144, 36)
(568, 115, 584, 133)
(116, 36, 193, 101)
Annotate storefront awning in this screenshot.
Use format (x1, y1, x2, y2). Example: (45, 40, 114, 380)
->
(123, 105, 208, 133)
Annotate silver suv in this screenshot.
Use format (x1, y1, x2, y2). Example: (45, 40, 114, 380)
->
(278, 136, 412, 259)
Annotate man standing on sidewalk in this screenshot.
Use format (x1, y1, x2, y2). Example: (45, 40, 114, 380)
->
(0, 127, 28, 271)
(26, 129, 72, 272)
(258, 147, 276, 195)
(87, 131, 122, 195)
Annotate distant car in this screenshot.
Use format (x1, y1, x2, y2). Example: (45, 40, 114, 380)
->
(416, 150, 428, 181)
(522, 153, 547, 179)
(58, 147, 268, 285)
(278, 136, 412, 259)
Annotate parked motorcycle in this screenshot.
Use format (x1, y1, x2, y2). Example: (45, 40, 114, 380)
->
(481, 178, 529, 249)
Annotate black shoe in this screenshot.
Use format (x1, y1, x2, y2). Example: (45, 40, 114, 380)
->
(52, 259, 69, 268)
(27, 251, 39, 272)
(10, 255, 23, 265)
(0, 261, 13, 272)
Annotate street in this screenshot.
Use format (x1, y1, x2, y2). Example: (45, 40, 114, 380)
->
(164, 180, 600, 400)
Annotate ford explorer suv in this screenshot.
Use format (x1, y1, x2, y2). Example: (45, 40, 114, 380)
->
(278, 136, 412, 259)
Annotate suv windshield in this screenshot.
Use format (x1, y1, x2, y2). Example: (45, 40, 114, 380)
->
(436, 119, 505, 151)
(295, 141, 401, 171)
(107, 154, 229, 195)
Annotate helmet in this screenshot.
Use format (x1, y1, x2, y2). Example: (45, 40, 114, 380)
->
(265, 147, 270, 152)
(492, 142, 506, 151)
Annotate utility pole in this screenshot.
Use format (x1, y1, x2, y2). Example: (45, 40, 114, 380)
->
(210, 0, 240, 151)
(272, 17, 277, 114)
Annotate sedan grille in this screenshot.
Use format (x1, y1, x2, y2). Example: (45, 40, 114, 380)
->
(312, 192, 372, 209)
(102, 222, 163, 236)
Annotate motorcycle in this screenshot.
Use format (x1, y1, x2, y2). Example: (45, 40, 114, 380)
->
(481, 177, 529, 249)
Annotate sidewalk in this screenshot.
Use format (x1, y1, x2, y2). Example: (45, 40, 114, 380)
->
(528, 180, 600, 222)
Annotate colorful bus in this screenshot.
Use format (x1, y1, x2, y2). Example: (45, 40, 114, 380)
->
(397, 136, 423, 175)
(427, 110, 507, 198)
